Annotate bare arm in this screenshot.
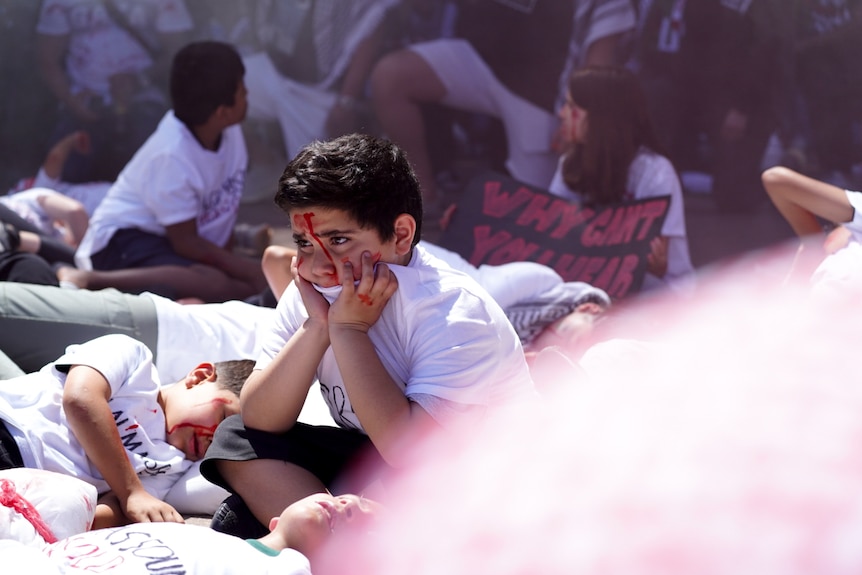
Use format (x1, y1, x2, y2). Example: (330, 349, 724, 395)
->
(62, 365, 184, 524)
(328, 254, 441, 466)
(762, 166, 854, 237)
(165, 219, 266, 290)
(37, 193, 89, 247)
(241, 257, 330, 431)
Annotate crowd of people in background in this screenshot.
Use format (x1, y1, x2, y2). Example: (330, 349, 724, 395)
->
(1, 1, 862, 572)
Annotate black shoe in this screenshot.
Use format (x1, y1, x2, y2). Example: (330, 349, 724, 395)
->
(210, 494, 269, 539)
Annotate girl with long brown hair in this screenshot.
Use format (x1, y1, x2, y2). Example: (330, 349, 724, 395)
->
(549, 66, 694, 293)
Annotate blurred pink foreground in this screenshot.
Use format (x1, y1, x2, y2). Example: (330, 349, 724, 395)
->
(316, 243, 862, 575)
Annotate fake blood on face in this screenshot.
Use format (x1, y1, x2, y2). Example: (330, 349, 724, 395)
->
(294, 212, 339, 283)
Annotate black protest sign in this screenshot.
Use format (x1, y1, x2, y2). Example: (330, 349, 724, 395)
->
(438, 171, 670, 299)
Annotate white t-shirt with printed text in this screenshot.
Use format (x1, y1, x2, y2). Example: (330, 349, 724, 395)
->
(0, 334, 191, 498)
(75, 111, 247, 269)
(0, 523, 310, 575)
(257, 245, 535, 429)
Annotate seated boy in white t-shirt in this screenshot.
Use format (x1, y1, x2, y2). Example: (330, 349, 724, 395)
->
(66, 41, 266, 302)
(0, 334, 252, 529)
(201, 133, 536, 537)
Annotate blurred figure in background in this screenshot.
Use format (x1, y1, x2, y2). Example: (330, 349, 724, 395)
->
(635, 0, 782, 213)
(792, 0, 862, 188)
(240, 0, 400, 163)
(371, 0, 637, 221)
(35, 0, 194, 183)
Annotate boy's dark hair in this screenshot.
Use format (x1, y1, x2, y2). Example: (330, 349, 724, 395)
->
(275, 133, 423, 246)
(213, 359, 255, 397)
(170, 41, 245, 128)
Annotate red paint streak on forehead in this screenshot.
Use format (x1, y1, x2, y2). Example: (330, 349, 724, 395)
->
(303, 212, 339, 282)
(292, 213, 308, 232)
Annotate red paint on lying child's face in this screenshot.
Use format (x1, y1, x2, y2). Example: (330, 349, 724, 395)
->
(163, 382, 240, 461)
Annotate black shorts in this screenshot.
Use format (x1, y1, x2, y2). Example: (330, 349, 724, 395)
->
(200, 415, 386, 494)
(91, 228, 196, 270)
(0, 419, 24, 470)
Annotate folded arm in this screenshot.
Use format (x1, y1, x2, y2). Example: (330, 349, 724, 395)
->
(62, 364, 184, 526)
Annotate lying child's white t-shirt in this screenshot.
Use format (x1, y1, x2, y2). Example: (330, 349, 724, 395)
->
(0, 523, 310, 575)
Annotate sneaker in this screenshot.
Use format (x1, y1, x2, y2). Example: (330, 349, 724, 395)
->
(210, 494, 269, 539)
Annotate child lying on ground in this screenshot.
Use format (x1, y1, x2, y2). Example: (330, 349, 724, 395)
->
(0, 491, 378, 574)
(0, 334, 252, 528)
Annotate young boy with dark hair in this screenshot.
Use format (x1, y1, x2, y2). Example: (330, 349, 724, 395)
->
(0, 334, 253, 529)
(201, 133, 535, 537)
(69, 41, 266, 302)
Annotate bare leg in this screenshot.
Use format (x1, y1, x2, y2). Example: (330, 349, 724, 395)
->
(217, 458, 327, 525)
(57, 263, 260, 302)
(762, 166, 855, 237)
(371, 50, 447, 203)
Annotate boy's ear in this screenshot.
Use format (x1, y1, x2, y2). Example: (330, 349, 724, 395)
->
(268, 516, 279, 532)
(185, 362, 217, 388)
(393, 214, 416, 256)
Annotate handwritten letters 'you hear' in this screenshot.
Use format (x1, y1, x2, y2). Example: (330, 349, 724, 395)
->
(439, 171, 670, 299)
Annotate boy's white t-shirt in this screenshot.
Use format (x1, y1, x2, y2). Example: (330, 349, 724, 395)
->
(76, 111, 247, 269)
(0, 524, 310, 575)
(0, 334, 191, 498)
(257, 245, 535, 430)
(548, 148, 695, 292)
(36, 0, 193, 100)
